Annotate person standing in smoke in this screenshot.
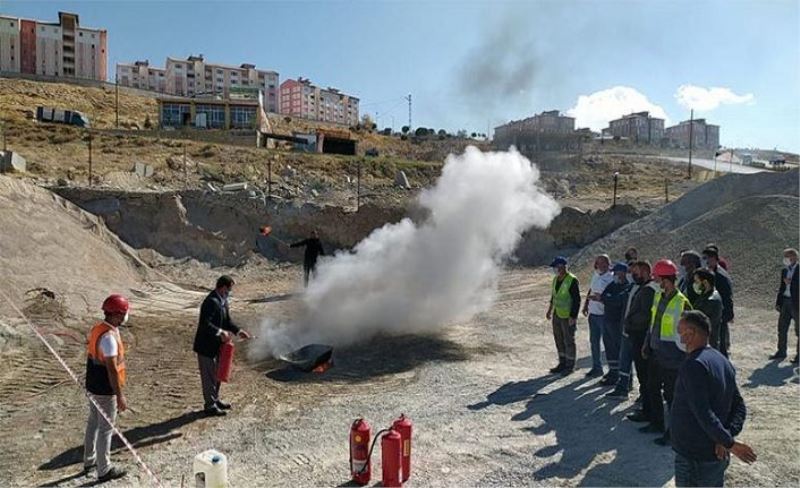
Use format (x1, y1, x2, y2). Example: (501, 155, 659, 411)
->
(291, 229, 326, 286)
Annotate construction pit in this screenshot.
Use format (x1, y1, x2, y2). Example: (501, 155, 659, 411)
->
(0, 154, 798, 488)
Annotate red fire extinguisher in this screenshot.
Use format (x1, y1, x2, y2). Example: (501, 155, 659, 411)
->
(216, 341, 235, 383)
(392, 414, 412, 482)
(381, 428, 403, 488)
(350, 418, 372, 485)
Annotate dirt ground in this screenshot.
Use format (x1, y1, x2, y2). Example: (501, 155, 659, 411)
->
(1, 266, 797, 487)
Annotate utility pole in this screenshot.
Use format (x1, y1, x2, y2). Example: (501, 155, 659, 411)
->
(115, 74, 120, 129)
(405, 94, 412, 130)
(729, 148, 734, 173)
(87, 130, 93, 187)
(267, 158, 272, 199)
(356, 159, 362, 211)
(183, 143, 187, 188)
(612, 171, 619, 207)
(665, 178, 669, 203)
(687, 109, 694, 179)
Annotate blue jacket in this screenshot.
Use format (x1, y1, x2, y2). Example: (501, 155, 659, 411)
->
(601, 280, 631, 326)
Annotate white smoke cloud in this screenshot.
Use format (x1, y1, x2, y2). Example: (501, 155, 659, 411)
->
(567, 86, 670, 131)
(675, 84, 755, 111)
(250, 147, 560, 358)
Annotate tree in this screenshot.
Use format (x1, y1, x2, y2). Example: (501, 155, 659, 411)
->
(360, 114, 375, 132)
(415, 127, 428, 137)
(401, 125, 410, 134)
(437, 129, 447, 137)
(456, 129, 468, 138)
(471, 132, 477, 138)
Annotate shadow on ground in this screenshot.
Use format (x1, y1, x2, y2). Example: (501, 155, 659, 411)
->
(470, 362, 674, 487)
(744, 360, 799, 387)
(262, 333, 495, 383)
(247, 293, 295, 304)
(38, 410, 205, 473)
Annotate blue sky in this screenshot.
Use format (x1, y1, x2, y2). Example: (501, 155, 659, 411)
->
(4, 0, 798, 151)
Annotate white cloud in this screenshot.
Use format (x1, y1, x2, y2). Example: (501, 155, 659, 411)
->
(566, 86, 670, 132)
(675, 85, 755, 111)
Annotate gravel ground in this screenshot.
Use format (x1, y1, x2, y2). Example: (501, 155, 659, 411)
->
(3, 267, 799, 487)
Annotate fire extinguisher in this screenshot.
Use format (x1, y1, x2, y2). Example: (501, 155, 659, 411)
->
(381, 428, 403, 488)
(350, 418, 372, 486)
(216, 341, 235, 383)
(392, 414, 412, 482)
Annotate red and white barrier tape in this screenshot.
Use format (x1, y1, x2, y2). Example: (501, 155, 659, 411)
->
(0, 289, 164, 487)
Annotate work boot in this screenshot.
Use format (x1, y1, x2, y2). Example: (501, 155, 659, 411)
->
(561, 362, 575, 376)
(204, 406, 227, 417)
(654, 430, 671, 446)
(599, 373, 618, 386)
(216, 400, 232, 410)
(584, 368, 603, 378)
(97, 467, 127, 483)
(769, 352, 787, 360)
(549, 363, 565, 374)
(639, 423, 664, 434)
(792, 355, 799, 365)
(606, 386, 629, 398)
(626, 411, 649, 423)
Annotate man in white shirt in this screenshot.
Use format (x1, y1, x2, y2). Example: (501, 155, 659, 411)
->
(582, 254, 614, 377)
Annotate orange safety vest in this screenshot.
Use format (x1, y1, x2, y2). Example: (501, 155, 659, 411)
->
(87, 322, 126, 387)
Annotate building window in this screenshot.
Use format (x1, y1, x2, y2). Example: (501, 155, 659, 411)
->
(195, 104, 226, 129)
(161, 103, 191, 127)
(79, 32, 83, 36)
(230, 105, 256, 129)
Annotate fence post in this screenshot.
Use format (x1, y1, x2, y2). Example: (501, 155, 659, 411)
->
(267, 158, 272, 200)
(87, 130, 93, 187)
(664, 178, 669, 203)
(357, 159, 362, 211)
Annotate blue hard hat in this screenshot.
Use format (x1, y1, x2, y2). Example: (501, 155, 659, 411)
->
(550, 256, 568, 267)
(612, 262, 629, 273)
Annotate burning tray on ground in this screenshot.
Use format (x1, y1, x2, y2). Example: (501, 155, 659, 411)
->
(279, 344, 334, 372)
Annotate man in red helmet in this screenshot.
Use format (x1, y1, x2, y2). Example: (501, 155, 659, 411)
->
(641, 259, 692, 447)
(83, 294, 130, 483)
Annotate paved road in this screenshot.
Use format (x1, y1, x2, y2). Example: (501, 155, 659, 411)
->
(661, 156, 767, 174)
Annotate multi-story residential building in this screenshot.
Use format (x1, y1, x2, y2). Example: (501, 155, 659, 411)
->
(494, 110, 576, 142)
(115, 60, 166, 92)
(279, 78, 360, 126)
(665, 118, 720, 149)
(116, 55, 280, 112)
(0, 11, 107, 80)
(607, 111, 665, 144)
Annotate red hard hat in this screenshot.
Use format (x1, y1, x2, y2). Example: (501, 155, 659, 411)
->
(653, 259, 679, 278)
(102, 294, 130, 314)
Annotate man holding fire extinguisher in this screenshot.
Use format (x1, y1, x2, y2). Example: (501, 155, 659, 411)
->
(193, 275, 251, 417)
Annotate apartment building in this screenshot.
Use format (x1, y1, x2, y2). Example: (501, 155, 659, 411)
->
(116, 55, 280, 112)
(494, 110, 575, 143)
(665, 118, 720, 149)
(279, 78, 360, 126)
(607, 111, 665, 144)
(115, 60, 166, 92)
(0, 11, 107, 80)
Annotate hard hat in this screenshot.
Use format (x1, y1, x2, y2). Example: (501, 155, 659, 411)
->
(653, 259, 679, 278)
(102, 294, 130, 314)
(612, 262, 628, 273)
(550, 256, 568, 267)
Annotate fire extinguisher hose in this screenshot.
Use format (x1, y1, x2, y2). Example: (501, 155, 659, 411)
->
(356, 428, 391, 475)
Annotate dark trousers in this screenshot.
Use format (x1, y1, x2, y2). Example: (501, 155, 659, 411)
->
(630, 331, 649, 407)
(776, 298, 799, 356)
(552, 316, 576, 367)
(674, 453, 729, 487)
(198, 354, 220, 410)
(303, 262, 317, 286)
(644, 355, 678, 431)
(602, 317, 623, 376)
(719, 322, 731, 357)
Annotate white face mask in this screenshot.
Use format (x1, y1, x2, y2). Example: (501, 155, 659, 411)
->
(693, 283, 704, 295)
(784, 258, 793, 267)
(122, 312, 129, 326)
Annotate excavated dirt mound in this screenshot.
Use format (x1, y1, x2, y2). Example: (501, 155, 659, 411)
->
(572, 170, 800, 305)
(0, 175, 149, 321)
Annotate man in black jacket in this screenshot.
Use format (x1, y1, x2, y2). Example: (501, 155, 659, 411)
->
(678, 251, 702, 306)
(290, 230, 326, 286)
(772, 248, 799, 363)
(193, 275, 251, 416)
(612, 262, 657, 407)
(702, 247, 734, 358)
(692, 269, 724, 351)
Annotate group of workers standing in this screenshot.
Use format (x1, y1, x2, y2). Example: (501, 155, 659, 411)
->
(546, 246, 799, 487)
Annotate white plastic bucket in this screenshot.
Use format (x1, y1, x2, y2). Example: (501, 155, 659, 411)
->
(193, 449, 229, 488)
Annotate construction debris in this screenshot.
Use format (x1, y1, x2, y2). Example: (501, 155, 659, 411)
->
(0, 151, 27, 173)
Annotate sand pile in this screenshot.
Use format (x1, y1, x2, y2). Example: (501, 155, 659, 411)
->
(572, 170, 799, 306)
(0, 176, 149, 320)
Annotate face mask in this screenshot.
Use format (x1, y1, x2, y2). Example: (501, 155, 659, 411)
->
(678, 267, 686, 280)
(784, 258, 793, 267)
(551, 268, 558, 275)
(693, 283, 704, 295)
(701, 258, 709, 268)
(122, 312, 129, 326)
